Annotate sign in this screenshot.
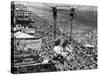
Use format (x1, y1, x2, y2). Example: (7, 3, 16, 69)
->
(25, 39, 42, 50)
(15, 38, 42, 51)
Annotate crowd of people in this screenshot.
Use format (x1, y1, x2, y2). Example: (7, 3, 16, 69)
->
(13, 21, 97, 71)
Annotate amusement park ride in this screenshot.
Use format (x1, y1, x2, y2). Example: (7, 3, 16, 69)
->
(43, 3, 82, 42)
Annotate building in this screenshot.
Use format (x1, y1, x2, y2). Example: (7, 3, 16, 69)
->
(14, 3, 34, 27)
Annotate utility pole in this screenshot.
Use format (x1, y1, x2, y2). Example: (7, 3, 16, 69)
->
(69, 8, 75, 42)
(52, 7, 57, 39)
(70, 18, 73, 41)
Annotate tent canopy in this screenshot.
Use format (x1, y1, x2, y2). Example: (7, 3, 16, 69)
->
(14, 31, 35, 38)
